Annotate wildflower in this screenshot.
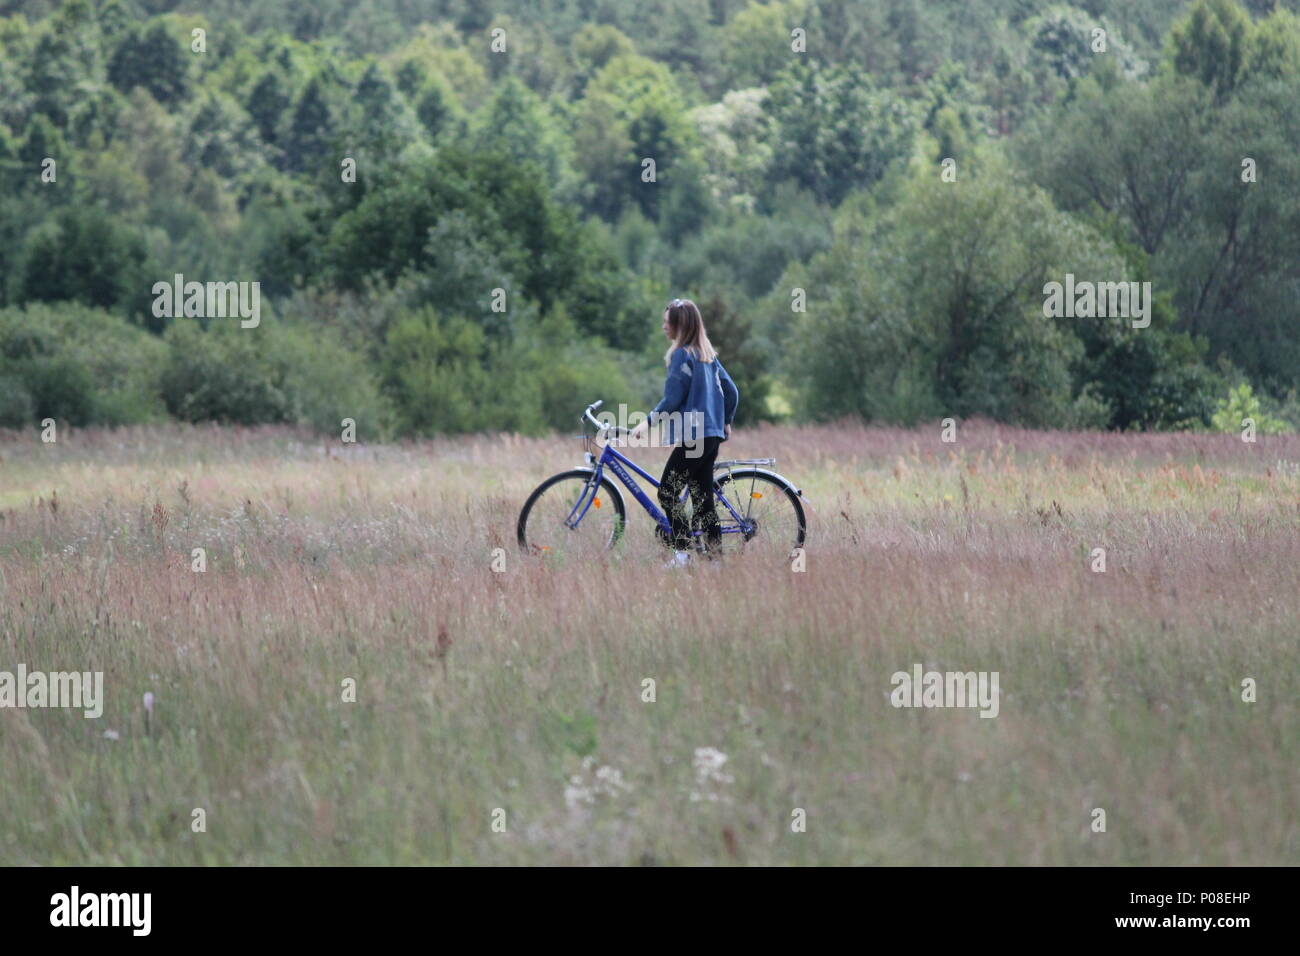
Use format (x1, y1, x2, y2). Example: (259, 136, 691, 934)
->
(689, 747, 735, 803)
(564, 756, 632, 812)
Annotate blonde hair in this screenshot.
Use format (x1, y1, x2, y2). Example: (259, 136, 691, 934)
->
(663, 298, 717, 366)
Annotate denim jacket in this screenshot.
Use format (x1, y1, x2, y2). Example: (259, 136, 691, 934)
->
(649, 347, 739, 444)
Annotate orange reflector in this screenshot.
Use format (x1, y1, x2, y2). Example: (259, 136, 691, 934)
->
(594, 497, 601, 508)
(751, 492, 763, 499)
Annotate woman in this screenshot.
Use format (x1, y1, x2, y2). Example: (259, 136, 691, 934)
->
(629, 298, 739, 565)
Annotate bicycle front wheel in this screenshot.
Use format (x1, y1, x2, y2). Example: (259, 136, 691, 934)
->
(712, 469, 806, 558)
(517, 469, 625, 559)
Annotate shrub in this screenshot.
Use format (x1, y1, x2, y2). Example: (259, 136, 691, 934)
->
(378, 305, 643, 436)
(0, 302, 168, 426)
(159, 316, 389, 432)
(1210, 382, 1289, 434)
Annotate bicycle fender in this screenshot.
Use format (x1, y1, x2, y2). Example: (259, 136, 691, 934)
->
(718, 466, 804, 499)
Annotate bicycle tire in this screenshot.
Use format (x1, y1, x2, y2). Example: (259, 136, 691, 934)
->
(517, 469, 627, 554)
(713, 468, 807, 555)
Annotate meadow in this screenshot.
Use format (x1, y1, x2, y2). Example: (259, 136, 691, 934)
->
(1, 421, 1297, 865)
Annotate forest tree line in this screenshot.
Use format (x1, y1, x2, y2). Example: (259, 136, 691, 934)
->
(1, 0, 1298, 435)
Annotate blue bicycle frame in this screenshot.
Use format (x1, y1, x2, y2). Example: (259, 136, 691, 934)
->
(566, 441, 752, 540)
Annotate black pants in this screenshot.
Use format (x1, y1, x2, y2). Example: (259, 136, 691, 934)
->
(658, 436, 722, 551)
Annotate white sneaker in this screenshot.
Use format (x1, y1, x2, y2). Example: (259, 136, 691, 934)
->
(666, 550, 691, 568)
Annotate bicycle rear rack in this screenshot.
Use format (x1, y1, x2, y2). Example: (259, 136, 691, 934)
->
(714, 458, 776, 470)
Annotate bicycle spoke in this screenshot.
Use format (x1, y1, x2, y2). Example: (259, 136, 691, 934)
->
(713, 473, 804, 558)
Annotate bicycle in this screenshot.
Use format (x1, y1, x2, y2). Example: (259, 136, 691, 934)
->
(517, 401, 808, 559)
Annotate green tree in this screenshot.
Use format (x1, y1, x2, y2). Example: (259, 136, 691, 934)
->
(688, 87, 773, 213)
(574, 53, 694, 221)
(469, 77, 574, 191)
(17, 113, 67, 187)
(11, 207, 151, 319)
(778, 154, 1206, 428)
(1165, 0, 1254, 100)
(25, 30, 80, 127)
(108, 21, 193, 105)
(763, 61, 915, 208)
(721, 0, 806, 90)
(1023, 52, 1300, 395)
(183, 93, 268, 185)
(570, 23, 636, 95)
(1019, 75, 1211, 258)
(1030, 4, 1147, 83)
(1211, 382, 1288, 434)
(1247, 8, 1300, 82)
(322, 148, 648, 348)
(247, 70, 290, 146)
(414, 75, 463, 142)
(282, 76, 334, 174)
(342, 62, 420, 162)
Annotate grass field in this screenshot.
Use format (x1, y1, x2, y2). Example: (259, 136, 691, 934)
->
(1, 421, 1297, 865)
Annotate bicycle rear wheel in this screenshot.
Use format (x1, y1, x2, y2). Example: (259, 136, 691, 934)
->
(712, 469, 806, 558)
(517, 469, 625, 558)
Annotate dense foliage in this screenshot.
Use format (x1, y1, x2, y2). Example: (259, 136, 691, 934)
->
(1, 0, 1297, 436)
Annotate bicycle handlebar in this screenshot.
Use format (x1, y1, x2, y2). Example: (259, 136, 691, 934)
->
(584, 401, 631, 438)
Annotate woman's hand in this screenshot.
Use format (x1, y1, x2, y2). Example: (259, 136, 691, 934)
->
(724, 423, 732, 442)
(626, 419, 650, 443)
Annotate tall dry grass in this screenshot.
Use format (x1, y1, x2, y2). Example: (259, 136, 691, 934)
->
(0, 421, 1296, 864)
